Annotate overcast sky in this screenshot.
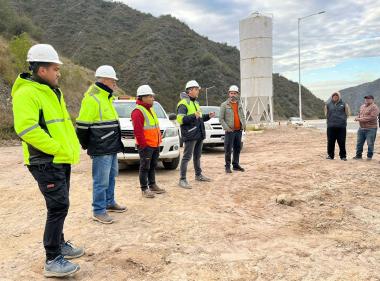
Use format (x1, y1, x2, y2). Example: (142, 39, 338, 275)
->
(118, 0, 380, 100)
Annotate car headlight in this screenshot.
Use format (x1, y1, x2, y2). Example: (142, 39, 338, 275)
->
(163, 128, 178, 138)
(204, 123, 212, 130)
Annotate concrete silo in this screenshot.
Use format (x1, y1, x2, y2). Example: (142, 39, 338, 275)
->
(239, 13, 273, 123)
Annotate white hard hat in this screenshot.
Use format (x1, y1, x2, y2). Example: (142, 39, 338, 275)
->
(228, 85, 239, 93)
(26, 44, 62, 64)
(95, 65, 118, 80)
(185, 80, 200, 90)
(136, 85, 155, 97)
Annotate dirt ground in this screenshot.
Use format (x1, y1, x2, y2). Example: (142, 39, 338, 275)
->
(0, 127, 379, 281)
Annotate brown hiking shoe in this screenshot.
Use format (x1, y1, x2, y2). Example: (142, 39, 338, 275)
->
(92, 213, 114, 224)
(142, 189, 155, 198)
(149, 183, 166, 194)
(106, 203, 127, 213)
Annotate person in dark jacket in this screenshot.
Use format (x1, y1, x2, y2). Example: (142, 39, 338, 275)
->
(324, 91, 350, 161)
(76, 65, 126, 224)
(176, 80, 215, 189)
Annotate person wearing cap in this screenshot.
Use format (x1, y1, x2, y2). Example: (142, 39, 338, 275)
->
(176, 80, 215, 189)
(220, 85, 247, 173)
(131, 85, 166, 198)
(324, 91, 350, 161)
(76, 65, 126, 224)
(12, 44, 83, 277)
(353, 95, 379, 160)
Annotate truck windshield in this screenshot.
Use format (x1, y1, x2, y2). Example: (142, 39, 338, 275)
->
(113, 102, 167, 118)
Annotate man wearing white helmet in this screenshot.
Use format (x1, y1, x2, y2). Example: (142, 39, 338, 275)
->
(76, 65, 126, 224)
(176, 80, 215, 189)
(12, 44, 83, 277)
(220, 85, 246, 173)
(131, 85, 166, 198)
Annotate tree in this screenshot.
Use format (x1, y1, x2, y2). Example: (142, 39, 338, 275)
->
(9, 32, 31, 73)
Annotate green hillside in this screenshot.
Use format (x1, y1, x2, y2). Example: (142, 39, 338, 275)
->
(340, 78, 380, 114)
(0, 0, 325, 138)
(9, 0, 324, 116)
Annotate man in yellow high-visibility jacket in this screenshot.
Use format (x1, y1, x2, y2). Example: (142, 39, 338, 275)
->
(176, 80, 215, 189)
(76, 65, 126, 224)
(12, 44, 83, 278)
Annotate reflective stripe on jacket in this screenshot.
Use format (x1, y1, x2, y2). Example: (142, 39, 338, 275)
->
(133, 105, 162, 148)
(176, 96, 209, 142)
(76, 83, 124, 156)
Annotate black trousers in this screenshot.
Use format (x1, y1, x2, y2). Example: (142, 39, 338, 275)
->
(28, 163, 71, 261)
(327, 127, 347, 159)
(138, 146, 159, 190)
(224, 130, 243, 168)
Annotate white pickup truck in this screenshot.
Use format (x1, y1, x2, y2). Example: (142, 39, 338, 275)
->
(113, 98, 180, 169)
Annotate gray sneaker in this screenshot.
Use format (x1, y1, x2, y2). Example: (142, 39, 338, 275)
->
(195, 174, 212, 182)
(92, 213, 114, 224)
(44, 255, 80, 278)
(61, 241, 85, 259)
(142, 189, 155, 198)
(179, 179, 192, 189)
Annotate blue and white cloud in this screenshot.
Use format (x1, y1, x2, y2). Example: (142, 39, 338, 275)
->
(118, 0, 380, 99)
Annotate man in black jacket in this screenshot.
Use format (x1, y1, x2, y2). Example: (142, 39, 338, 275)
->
(324, 91, 350, 161)
(176, 80, 215, 189)
(76, 65, 126, 224)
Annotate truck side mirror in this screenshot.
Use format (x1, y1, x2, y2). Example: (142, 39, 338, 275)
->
(168, 113, 177, 121)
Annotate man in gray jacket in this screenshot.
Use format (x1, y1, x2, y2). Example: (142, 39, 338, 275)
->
(219, 85, 247, 173)
(324, 91, 350, 161)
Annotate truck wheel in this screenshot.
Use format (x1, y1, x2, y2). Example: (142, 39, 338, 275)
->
(163, 155, 180, 170)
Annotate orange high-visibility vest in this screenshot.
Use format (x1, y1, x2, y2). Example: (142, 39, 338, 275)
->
(134, 105, 162, 147)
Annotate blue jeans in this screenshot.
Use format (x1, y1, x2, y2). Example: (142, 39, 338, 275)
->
(92, 154, 118, 215)
(356, 128, 377, 158)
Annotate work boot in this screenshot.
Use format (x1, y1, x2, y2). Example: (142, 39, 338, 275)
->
(92, 213, 114, 224)
(106, 203, 127, 213)
(353, 155, 362, 160)
(326, 156, 334, 160)
(142, 189, 155, 198)
(195, 174, 212, 182)
(340, 157, 347, 161)
(367, 157, 372, 161)
(178, 179, 192, 189)
(44, 255, 80, 278)
(149, 183, 166, 194)
(225, 167, 232, 173)
(233, 165, 245, 172)
(61, 241, 85, 259)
